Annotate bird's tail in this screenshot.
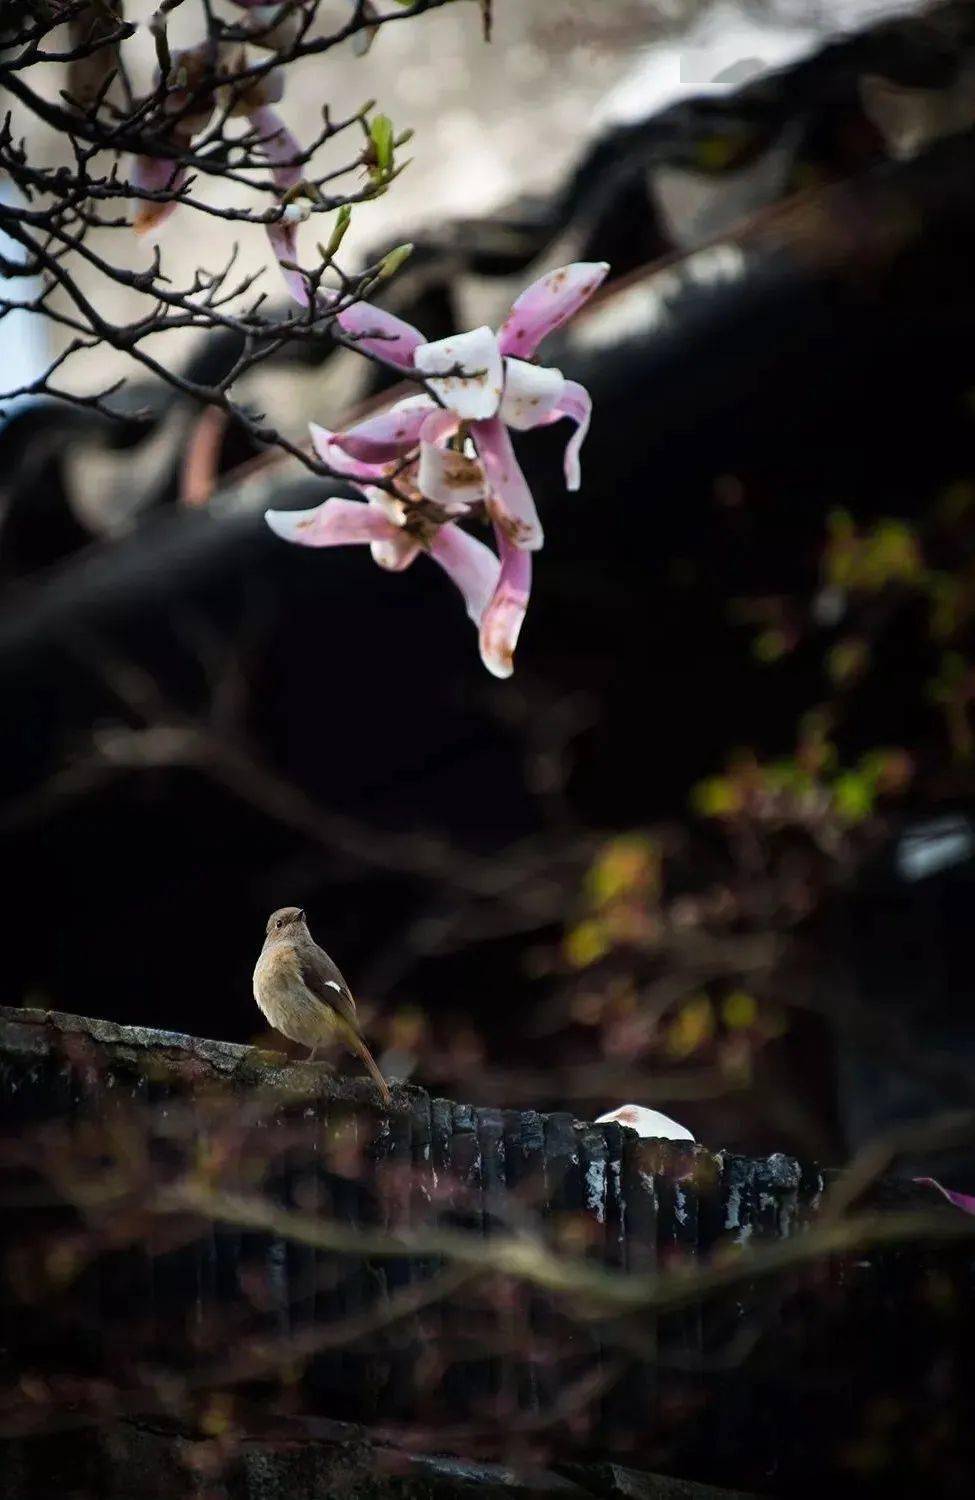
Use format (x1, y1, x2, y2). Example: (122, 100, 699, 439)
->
(349, 1032, 392, 1106)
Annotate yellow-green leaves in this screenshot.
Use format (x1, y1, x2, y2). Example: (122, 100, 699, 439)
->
(824, 510, 923, 592)
(665, 994, 715, 1059)
(565, 835, 660, 970)
(357, 110, 412, 195)
(723, 990, 758, 1029)
(586, 833, 660, 908)
(693, 743, 913, 828)
(369, 114, 394, 178)
(827, 637, 870, 686)
(692, 775, 744, 819)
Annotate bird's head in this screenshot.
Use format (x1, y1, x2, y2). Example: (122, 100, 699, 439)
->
(265, 906, 308, 939)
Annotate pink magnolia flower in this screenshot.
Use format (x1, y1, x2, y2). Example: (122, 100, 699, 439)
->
(305, 394, 484, 506)
(481, 529, 532, 680)
(131, 154, 190, 239)
(301, 393, 534, 675)
(265, 389, 529, 677)
(130, 50, 305, 283)
(245, 102, 308, 307)
(305, 393, 537, 676)
(131, 43, 219, 239)
(265, 486, 520, 682)
(265, 264, 610, 677)
(332, 262, 609, 552)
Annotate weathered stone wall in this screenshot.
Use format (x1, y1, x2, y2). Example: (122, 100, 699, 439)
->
(1, 1006, 972, 1498)
(0, 1421, 758, 1500)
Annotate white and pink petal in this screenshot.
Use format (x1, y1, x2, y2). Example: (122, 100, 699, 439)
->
(428, 523, 500, 626)
(265, 496, 402, 549)
(365, 488, 421, 571)
(417, 442, 488, 512)
(337, 301, 425, 370)
(550, 379, 592, 491)
(413, 326, 504, 421)
(327, 395, 435, 463)
(470, 417, 544, 551)
(245, 105, 314, 305)
(309, 422, 397, 480)
(497, 261, 610, 360)
(418, 406, 461, 447)
(131, 156, 187, 238)
(499, 357, 566, 431)
(267, 215, 311, 307)
(479, 528, 531, 679)
(248, 104, 303, 194)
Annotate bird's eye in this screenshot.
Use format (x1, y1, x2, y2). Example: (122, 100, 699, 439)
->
(275, 919, 283, 929)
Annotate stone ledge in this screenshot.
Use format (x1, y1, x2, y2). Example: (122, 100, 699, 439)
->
(0, 1422, 758, 1500)
(0, 1003, 408, 1112)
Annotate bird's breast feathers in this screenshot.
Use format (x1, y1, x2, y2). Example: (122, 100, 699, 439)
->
(253, 944, 307, 1022)
(253, 941, 350, 1045)
(253, 941, 302, 995)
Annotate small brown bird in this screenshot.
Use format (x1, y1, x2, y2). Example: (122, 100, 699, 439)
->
(253, 907, 391, 1105)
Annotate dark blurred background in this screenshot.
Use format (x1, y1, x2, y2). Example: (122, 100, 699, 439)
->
(4, 0, 975, 1178)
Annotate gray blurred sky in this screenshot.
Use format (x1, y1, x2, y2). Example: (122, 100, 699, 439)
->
(3, 0, 921, 401)
(11, 1, 645, 393)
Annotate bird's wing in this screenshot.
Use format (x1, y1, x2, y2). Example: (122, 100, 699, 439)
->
(298, 944, 361, 1035)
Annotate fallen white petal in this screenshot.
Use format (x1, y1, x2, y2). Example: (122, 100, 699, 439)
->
(594, 1104, 695, 1141)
